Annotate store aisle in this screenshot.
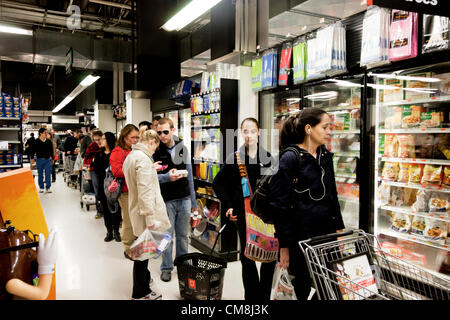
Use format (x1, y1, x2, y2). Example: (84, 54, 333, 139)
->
(36, 172, 244, 300)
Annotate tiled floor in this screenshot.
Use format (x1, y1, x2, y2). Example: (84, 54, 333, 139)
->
(37, 172, 245, 300)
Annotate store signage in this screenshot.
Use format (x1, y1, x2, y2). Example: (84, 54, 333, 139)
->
(369, 0, 449, 17)
(65, 47, 73, 76)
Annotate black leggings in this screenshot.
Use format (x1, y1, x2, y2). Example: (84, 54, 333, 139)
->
(288, 244, 318, 300)
(236, 216, 276, 301)
(132, 259, 152, 299)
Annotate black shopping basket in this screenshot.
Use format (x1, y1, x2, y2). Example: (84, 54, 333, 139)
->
(174, 223, 230, 300)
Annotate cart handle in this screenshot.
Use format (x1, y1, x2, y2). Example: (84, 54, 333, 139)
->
(308, 230, 354, 245)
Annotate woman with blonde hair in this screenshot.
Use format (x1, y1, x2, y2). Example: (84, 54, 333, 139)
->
(123, 126, 171, 300)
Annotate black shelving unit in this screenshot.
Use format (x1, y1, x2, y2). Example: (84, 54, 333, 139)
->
(191, 78, 239, 262)
(0, 114, 23, 173)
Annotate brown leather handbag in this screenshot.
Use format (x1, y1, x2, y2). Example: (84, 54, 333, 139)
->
(0, 213, 39, 300)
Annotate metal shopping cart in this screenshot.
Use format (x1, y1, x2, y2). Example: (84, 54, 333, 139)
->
(299, 230, 450, 300)
(80, 165, 96, 211)
(63, 154, 79, 189)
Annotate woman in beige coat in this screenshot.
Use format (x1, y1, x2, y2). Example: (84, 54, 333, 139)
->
(123, 126, 171, 300)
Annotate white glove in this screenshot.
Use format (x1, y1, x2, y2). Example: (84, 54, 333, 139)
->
(37, 230, 58, 275)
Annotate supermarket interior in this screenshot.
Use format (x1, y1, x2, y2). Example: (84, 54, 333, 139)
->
(0, 0, 450, 303)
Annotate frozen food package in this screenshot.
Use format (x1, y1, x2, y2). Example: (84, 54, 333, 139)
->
(385, 107, 402, 129)
(391, 187, 405, 206)
(397, 135, 415, 158)
(262, 49, 277, 89)
(384, 134, 398, 157)
(398, 163, 410, 182)
(382, 161, 399, 181)
(424, 218, 448, 244)
(420, 111, 441, 128)
(382, 78, 404, 102)
(421, 165, 443, 186)
(391, 211, 411, 234)
(403, 188, 417, 207)
(422, 14, 450, 54)
(411, 215, 426, 236)
(405, 75, 433, 100)
(389, 10, 418, 62)
(408, 164, 423, 184)
(279, 42, 293, 86)
(433, 134, 450, 160)
(412, 189, 430, 212)
(378, 181, 391, 205)
(433, 73, 450, 96)
(251, 55, 263, 91)
(401, 106, 421, 128)
(414, 134, 434, 159)
(442, 166, 450, 188)
(429, 194, 450, 213)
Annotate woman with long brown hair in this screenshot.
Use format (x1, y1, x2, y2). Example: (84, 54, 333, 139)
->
(110, 124, 139, 260)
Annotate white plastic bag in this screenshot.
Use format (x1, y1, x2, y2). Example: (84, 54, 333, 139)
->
(270, 265, 297, 300)
(129, 229, 172, 261)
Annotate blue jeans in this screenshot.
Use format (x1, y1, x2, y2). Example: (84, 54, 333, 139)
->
(37, 158, 52, 190)
(161, 197, 191, 272)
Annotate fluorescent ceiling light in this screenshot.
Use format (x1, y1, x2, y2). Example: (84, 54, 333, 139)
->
(368, 72, 441, 83)
(0, 24, 33, 36)
(52, 74, 100, 113)
(161, 0, 222, 31)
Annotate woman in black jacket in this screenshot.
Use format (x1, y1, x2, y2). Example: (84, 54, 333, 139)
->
(93, 132, 122, 242)
(269, 108, 345, 300)
(213, 118, 276, 301)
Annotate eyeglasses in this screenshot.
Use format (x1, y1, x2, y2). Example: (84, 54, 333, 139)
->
(157, 130, 170, 136)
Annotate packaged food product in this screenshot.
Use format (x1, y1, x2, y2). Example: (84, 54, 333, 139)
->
(391, 187, 405, 206)
(401, 106, 421, 128)
(384, 134, 398, 157)
(382, 162, 399, 181)
(433, 134, 450, 160)
(420, 112, 441, 128)
(398, 163, 410, 182)
(349, 108, 360, 131)
(412, 190, 430, 212)
(408, 164, 423, 184)
(403, 188, 417, 207)
(397, 135, 415, 158)
(379, 134, 385, 155)
(385, 107, 402, 129)
(383, 78, 403, 102)
(378, 181, 391, 205)
(443, 166, 450, 188)
(334, 112, 350, 131)
(411, 215, 426, 236)
(423, 219, 448, 244)
(404, 73, 433, 100)
(433, 72, 450, 96)
(429, 195, 450, 212)
(414, 134, 434, 159)
(391, 212, 411, 234)
(421, 165, 443, 186)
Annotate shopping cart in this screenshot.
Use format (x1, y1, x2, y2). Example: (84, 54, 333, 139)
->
(80, 166, 96, 211)
(299, 230, 450, 300)
(64, 154, 79, 189)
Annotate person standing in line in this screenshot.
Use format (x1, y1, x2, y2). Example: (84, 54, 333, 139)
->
(153, 117, 197, 282)
(151, 116, 161, 131)
(212, 118, 276, 301)
(110, 124, 140, 260)
(80, 125, 95, 159)
(25, 133, 36, 163)
(31, 128, 54, 193)
(47, 130, 57, 183)
(139, 121, 152, 130)
(268, 108, 345, 300)
(93, 132, 122, 242)
(123, 126, 171, 300)
(84, 130, 103, 219)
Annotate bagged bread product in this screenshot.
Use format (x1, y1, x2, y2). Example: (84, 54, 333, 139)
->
(398, 163, 410, 182)
(424, 218, 448, 244)
(382, 162, 399, 181)
(403, 188, 417, 207)
(384, 134, 398, 157)
(429, 195, 450, 213)
(443, 166, 450, 188)
(421, 165, 443, 186)
(391, 211, 411, 234)
(412, 189, 430, 212)
(414, 134, 434, 159)
(411, 215, 426, 236)
(397, 135, 415, 158)
(408, 164, 423, 184)
(378, 181, 391, 205)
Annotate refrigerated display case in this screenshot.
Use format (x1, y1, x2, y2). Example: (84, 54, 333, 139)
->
(371, 62, 450, 277)
(303, 77, 363, 231)
(260, 89, 301, 157)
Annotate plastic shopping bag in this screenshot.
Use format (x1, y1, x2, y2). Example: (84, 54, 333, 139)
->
(270, 265, 297, 300)
(129, 229, 172, 261)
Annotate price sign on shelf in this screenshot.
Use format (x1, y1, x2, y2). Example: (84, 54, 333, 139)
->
(0, 141, 8, 151)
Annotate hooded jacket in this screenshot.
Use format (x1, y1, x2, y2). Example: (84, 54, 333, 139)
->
(122, 142, 171, 236)
(269, 144, 345, 248)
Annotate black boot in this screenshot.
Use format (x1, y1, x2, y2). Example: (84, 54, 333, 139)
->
(113, 229, 121, 242)
(104, 229, 114, 242)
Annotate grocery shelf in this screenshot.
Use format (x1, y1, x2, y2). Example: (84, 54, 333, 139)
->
(191, 88, 220, 97)
(378, 229, 449, 252)
(379, 95, 450, 107)
(0, 117, 21, 121)
(194, 177, 213, 184)
(191, 109, 221, 116)
(0, 128, 20, 131)
(330, 130, 360, 135)
(379, 128, 450, 134)
(0, 164, 21, 168)
(380, 205, 450, 223)
(380, 156, 450, 166)
(196, 192, 220, 202)
(378, 179, 450, 194)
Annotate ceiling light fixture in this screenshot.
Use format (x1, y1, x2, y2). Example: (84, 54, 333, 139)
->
(52, 74, 100, 113)
(161, 0, 222, 31)
(0, 24, 33, 36)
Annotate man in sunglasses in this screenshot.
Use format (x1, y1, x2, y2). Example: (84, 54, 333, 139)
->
(153, 117, 198, 282)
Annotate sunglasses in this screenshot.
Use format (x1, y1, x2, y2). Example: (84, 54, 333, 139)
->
(157, 130, 170, 136)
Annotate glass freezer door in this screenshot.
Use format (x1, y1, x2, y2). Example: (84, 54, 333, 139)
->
(303, 78, 362, 231)
(371, 62, 450, 278)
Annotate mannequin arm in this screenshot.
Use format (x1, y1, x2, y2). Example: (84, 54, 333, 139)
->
(5, 274, 52, 300)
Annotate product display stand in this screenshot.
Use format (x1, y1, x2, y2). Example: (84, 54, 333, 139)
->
(190, 78, 239, 262)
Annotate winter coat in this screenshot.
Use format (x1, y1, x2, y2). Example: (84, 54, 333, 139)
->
(110, 146, 131, 193)
(269, 144, 345, 248)
(83, 142, 100, 171)
(122, 142, 171, 236)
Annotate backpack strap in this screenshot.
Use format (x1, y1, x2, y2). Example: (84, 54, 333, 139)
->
(281, 146, 304, 185)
